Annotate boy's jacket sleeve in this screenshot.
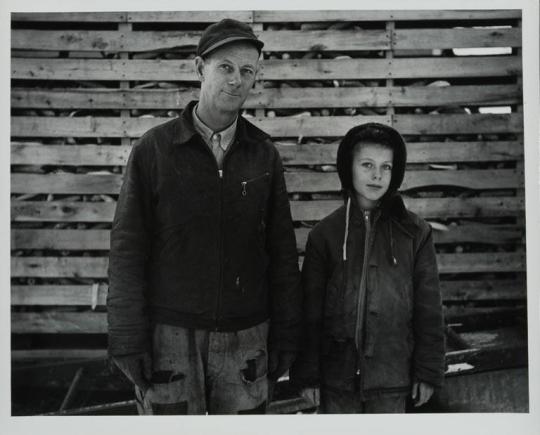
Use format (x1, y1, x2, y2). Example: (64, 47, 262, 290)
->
(107, 140, 152, 357)
(289, 230, 328, 388)
(412, 225, 446, 388)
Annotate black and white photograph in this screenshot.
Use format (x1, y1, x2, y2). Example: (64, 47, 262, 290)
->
(3, 0, 540, 434)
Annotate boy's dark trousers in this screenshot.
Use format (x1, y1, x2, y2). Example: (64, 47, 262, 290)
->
(135, 321, 269, 415)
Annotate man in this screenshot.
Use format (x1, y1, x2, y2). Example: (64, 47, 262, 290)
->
(107, 19, 301, 415)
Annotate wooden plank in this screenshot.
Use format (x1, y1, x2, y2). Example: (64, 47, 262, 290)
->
(253, 10, 522, 22)
(11, 196, 523, 223)
(11, 58, 198, 81)
(11, 144, 131, 166)
(10, 169, 520, 194)
(11, 140, 523, 166)
(11, 12, 127, 22)
(11, 201, 115, 222)
(277, 141, 523, 165)
(11, 56, 521, 81)
(10, 113, 522, 138)
(259, 57, 521, 80)
(440, 279, 526, 301)
(290, 197, 523, 221)
(394, 28, 521, 50)
(126, 11, 253, 22)
(11, 349, 107, 360)
(12, 229, 110, 250)
(11, 252, 525, 278)
(11, 285, 108, 306)
(11, 29, 390, 52)
(11, 312, 107, 334)
(11, 84, 522, 110)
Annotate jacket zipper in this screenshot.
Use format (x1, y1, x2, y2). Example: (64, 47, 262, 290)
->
(214, 167, 224, 329)
(354, 210, 371, 352)
(241, 172, 270, 196)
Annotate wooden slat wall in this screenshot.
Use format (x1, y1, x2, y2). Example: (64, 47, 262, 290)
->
(11, 10, 525, 360)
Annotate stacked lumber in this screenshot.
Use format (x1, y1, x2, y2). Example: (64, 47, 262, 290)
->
(11, 10, 525, 402)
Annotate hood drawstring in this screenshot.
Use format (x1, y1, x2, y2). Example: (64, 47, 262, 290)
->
(389, 220, 398, 266)
(342, 196, 351, 261)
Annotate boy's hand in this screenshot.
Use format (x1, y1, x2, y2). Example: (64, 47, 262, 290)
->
(411, 381, 434, 407)
(300, 387, 320, 407)
(113, 352, 153, 393)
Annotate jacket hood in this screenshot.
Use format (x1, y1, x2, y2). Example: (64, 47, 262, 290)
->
(336, 122, 407, 202)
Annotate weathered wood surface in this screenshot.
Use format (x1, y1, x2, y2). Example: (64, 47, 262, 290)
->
(11, 29, 391, 52)
(12, 141, 523, 166)
(11, 277, 525, 307)
(13, 10, 520, 23)
(393, 28, 521, 50)
(253, 10, 522, 22)
(10, 114, 523, 138)
(11, 223, 523, 252)
(11, 197, 524, 223)
(12, 56, 522, 81)
(11, 349, 107, 360)
(11, 252, 525, 278)
(12, 312, 107, 334)
(11, 84, 521, 110)
(10, 169, 521, 194)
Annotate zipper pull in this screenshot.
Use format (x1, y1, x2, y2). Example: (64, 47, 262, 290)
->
(218, 169, 223, 179)
(241, 181, 247, 196)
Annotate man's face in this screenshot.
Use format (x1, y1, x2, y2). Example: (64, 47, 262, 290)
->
(196, 42, 259, 115)
(352, 142, 394, 209)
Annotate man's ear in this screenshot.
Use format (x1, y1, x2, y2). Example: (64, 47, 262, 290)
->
(194, 56, 205, 81)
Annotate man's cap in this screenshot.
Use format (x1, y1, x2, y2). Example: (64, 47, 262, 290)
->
(197, 18, 264, 58)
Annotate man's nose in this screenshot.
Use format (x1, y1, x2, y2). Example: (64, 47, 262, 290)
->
(228, 70, 241, 86)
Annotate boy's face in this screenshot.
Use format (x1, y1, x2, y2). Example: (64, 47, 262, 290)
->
(195, 42, 259, 116)
(352, 142, 394, 209)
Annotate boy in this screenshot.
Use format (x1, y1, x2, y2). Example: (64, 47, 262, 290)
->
(290, 123, 445, 413)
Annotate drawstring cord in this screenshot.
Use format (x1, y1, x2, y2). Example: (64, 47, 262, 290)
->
(342, 196, 351, 261)
(389, 220, 398, 266)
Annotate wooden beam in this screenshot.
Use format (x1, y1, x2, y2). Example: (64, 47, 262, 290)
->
(11, 84, 522, 110)
(126, 11, 253, 23)
(11, 312, 107, 333)
(12, 56, 522, 81)
(11, 141, 523, 166)
(11, 12, 128, 22)
(10, 113, 523, 138)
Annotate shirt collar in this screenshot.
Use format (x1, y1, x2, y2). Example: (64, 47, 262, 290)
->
(192, 104, 238, 150)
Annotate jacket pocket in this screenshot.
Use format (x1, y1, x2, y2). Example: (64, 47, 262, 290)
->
(240, 172, 270, 197)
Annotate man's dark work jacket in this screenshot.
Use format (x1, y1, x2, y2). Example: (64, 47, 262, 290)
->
(107, 101, 301, 357)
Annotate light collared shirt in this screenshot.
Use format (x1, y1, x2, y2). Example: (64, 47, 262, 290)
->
(192, 104, 237, 170)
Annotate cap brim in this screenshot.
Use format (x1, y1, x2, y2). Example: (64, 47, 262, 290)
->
(200, 36, 264, 57)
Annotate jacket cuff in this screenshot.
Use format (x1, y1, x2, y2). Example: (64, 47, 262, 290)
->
(108, 333, 150, 358)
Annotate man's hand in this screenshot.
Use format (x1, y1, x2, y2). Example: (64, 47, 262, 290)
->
(268, 351, 296, 381)
(411, 381, 434, 407)
(113, 352, 153, 393)
(300, 387, 320, 407)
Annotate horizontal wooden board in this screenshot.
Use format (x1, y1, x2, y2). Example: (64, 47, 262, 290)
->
(277, 141, 523, 165)
(253, 10, 522, 22)
(11, 349, 107, 360)
(393, 28, 521, 50)
(11, 285, 108, 306)
(12, 222, 523, 252)
(11, 10, 522, 24)
(11, 312, 107, 334)
(11, 275, 526, 307)
(11, 252, 525, 278)
(11, 141, 523, 166)
(11, 196, 524, 223)
(10, 169, 521, 194)
(11, 143, 131, 166)
(10, 113, 523, 138)
(11, 29, 390, 52)
(290, 197, 523, 221)
(11, 84, 522, 110)
(11, 12, 128, 22)
(11, 56, 522, 81)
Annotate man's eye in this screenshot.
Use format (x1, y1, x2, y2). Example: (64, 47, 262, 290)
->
(220, 64, 232, 72)
(242, 69, 254, 76)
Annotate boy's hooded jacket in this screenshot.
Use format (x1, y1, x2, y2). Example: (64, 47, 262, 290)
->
(291, 123, 445, 398)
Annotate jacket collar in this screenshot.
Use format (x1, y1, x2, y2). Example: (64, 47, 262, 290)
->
(172, 100, 270, 147)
